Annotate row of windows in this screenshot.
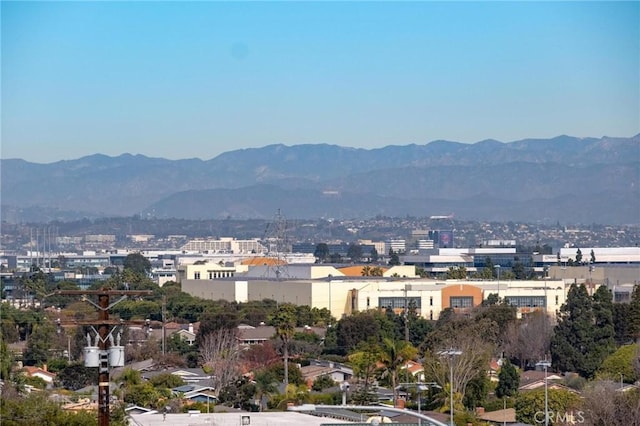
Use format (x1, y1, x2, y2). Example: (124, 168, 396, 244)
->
(193, 271, 235, 279)
(448, 295, 550, 309)
(450, 296, 473, 308)
(378, 297, 422, 309)
(504, 296, 547, 307)
(474, 256, 534, 268)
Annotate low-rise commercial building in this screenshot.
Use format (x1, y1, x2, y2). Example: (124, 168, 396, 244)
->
(181, 272, 567, 321)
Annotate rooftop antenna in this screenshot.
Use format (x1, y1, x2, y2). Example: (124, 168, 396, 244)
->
(261, 209, 290, 280)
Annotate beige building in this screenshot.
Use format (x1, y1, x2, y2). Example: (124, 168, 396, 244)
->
(177, 261, 249, 281)
(181, 274, 567, 321)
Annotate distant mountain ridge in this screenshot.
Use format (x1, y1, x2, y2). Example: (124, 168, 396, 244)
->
(1, 134, 638, 224)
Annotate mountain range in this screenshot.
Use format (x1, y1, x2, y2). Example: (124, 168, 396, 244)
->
(1, 134, 639, 225)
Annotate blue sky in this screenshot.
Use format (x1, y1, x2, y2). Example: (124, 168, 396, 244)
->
(2, 1, 638, 163)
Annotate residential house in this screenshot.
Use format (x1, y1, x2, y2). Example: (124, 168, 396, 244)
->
(300, 360, 353, 388)
(399, 360, 424, 381)
(143, 368, 213, 386)
(236, 324, 326, 346)
(488, 358, 503, 382)
(477, 407, 517, 425)
(175, 324, 197, 346)
(518, 370, 566, 392)
(173, 385, 217, 404)
(22, 365, 56, 388)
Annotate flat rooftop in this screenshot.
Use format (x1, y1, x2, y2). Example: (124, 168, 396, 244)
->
(128, 411, 356, 425)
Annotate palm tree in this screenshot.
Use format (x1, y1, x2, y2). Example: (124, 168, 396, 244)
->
(271, 304, 296, 387)
(253, 370, 279, 411)
(116, 368, 142, 402)
(379, 338, 418, 406)
(277, 383, 311, 409)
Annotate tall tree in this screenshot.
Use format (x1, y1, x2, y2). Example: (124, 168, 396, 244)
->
(252, 369, 279, 411)
(474, 303, 517, 350)
(369, 247, 379, 263)
(388, 249, 400, 266)
(504, 311, 552, 369)
(613, 303, 633, 345)
(271, 304, 296, 387)
(551, 284, 598, 377)
(196, 310, 239, 347)
(336, 311, 382, 354)
(378, 337, 418, 405)
(199, 328, 242, 397)
(512, 261, 526, 280)
(0, 334, 14, 381)
(629, 285, 640, 342)
(495, 359, 519, 398)
(588, 285, 616, 373)
(23, 321, 55, 366)
(348, 339, 381, 401)
(423, 317, 497, 409)
(58, 363, 95, 390)
(347, 243, 363, 263)
(407, 299, 433, 347)
(575, 248, 583, 265)
(123, 252, 152, 276)
(313, 243, 330, 263)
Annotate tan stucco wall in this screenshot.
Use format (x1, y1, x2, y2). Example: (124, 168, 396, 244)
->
(441, 284, 483, 309)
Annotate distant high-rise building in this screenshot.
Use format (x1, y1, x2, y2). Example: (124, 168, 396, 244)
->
(428, 230, 455, 248)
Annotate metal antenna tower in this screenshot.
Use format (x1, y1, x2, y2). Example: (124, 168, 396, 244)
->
(261, 209, 290, 280)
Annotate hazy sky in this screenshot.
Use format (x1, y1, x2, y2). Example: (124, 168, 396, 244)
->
(2, 1, 638, 163)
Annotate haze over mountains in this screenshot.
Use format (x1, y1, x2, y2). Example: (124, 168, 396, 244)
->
(2, 135, 639, 225)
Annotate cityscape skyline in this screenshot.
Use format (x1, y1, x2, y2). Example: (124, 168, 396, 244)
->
(2, 1, 638, 163)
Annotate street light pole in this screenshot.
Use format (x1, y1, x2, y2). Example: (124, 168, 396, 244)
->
(340, 381, 350, 406)
(536, 360, 551, 426)
(439, 349, 462, 426)
(503, 397, 506, 426)
(397, 382, 441, 426)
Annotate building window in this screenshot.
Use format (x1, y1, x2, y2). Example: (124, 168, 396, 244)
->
(430, 296, 433, 306)
(378, 297, 421, 309)
(194, 272, 200, 280)
(450, 296, 473, 308)
(614, 292, 630, 303)
(555, 295, 559, 305)
(504, 296, 546, 308)
(366, 297, 370, 308)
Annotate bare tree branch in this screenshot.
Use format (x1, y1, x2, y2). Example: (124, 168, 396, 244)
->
(199, 328, 242, 396)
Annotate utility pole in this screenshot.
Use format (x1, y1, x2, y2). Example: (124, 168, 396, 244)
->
(54, 288, 152, 426)
(162, 295, 167, 356)
(404, 284, 409, 343)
